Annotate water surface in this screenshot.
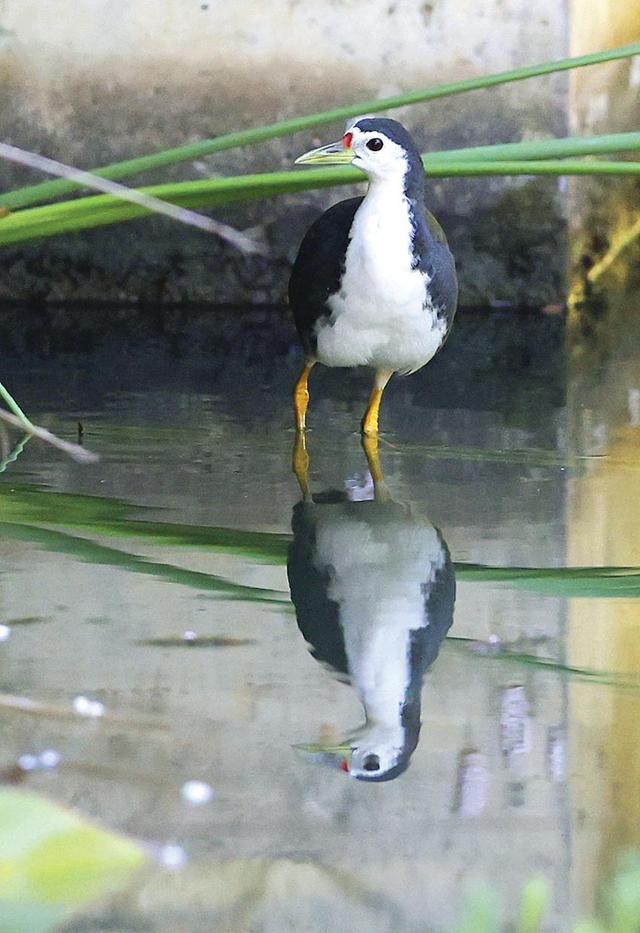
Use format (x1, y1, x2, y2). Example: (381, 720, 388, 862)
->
(0, 305, 637, 930)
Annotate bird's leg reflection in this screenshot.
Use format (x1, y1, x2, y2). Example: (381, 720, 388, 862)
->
(292, 359, 315, 432)
(361, 433, 390, 502)
(292, 430, 312, 500)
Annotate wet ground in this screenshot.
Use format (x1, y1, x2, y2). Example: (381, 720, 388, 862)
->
(0, 304, 638, 931)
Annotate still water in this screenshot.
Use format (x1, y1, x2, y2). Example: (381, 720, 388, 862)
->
(0, 305, 638, 930)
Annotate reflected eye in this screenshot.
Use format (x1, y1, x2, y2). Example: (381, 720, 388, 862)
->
(362, 754, 380, 771)
(366, 138, 384, 152)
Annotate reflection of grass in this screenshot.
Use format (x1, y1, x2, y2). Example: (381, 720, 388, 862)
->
(381, 439, 590, 468)
(455, 563, 640, 598)
(2, 485, 640, 602)
(0, 485, 290, 563)
(0, 522, 289, 604)
(447, 637, 640, 690)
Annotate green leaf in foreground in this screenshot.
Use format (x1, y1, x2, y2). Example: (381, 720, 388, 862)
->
(2, 42, 638, 209)
(0, 789, 145, 933)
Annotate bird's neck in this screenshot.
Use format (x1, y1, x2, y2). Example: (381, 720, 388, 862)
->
(350, 623, 413, 729)
(362, 165, 428, 253)
(365, 163, 424, 206)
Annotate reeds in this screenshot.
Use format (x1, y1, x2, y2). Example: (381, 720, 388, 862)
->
(0, 42, 638, 246)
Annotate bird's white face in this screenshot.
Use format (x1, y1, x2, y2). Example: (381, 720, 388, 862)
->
(294, 124, 410, 182)
(346, 721, 405, 780)
(347, 125, 409, 180)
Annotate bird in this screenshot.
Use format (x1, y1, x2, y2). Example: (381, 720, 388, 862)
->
(287, 442, 455, 782)
(289, 116, 458, 437)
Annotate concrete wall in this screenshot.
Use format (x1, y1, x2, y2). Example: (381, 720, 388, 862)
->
(0, 0, 569, 304)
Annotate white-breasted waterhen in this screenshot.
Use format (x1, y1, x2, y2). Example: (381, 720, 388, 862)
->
(289, 117, 458, 437)
(287, 445, 456, 781)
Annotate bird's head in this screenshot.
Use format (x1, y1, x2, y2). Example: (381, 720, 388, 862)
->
(295, 117, 423, 183)
(295, 720, 416, 782)
(347, 721, 412, 781)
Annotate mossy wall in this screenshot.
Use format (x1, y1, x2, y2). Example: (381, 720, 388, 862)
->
(0, 0, 569, 306)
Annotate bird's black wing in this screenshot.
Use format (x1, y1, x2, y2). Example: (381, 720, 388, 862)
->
(287, 500, 350, 678)
(288, 196, 363, 356)
(403, 529, 456, 726)
(425, 210, 448, 245)
(412, 207, 458, 335)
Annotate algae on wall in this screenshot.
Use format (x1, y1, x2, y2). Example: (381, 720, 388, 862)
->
(0, 0, 569, 305)
(568, 0, 640, 346)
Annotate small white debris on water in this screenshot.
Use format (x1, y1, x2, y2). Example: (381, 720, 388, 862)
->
(39, 749, 62, 770)
(17, 749, 62, 772)
(183, 630, 197, 643)
(0, 625, 11, 642)
(18, 754, 38, 771)
(159, 843, 187, 869)
(181, 780, 214, 805)
(73, 695, 106, 717)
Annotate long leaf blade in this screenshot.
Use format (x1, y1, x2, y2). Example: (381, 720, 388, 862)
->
(1, 159, 640, 247)
(2, 42, 639, 210)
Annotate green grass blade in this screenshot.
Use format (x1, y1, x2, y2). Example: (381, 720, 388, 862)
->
(1, 159, 640, 247)
(428, 130, 640, 163)
(2, 42, 638, 210)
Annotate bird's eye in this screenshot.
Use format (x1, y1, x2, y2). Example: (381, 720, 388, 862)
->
(363, 754, 381, 771)
(366, 138, 384, 152)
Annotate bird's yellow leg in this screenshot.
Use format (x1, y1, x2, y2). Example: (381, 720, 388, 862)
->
(293, 360, 315, 432)
(361, 369, 393, 437)
(292, 431, 312, 500)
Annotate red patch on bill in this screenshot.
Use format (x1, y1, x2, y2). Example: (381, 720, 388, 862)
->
(340, 757, 349, 772)
(343, 132, 353, 150)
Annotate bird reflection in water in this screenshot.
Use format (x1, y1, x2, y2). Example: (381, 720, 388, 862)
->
(288, 435, 456, 781)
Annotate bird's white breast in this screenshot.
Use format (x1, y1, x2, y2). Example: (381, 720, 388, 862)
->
(315, 177, 446, 373)
(313, 510, 445, 726)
